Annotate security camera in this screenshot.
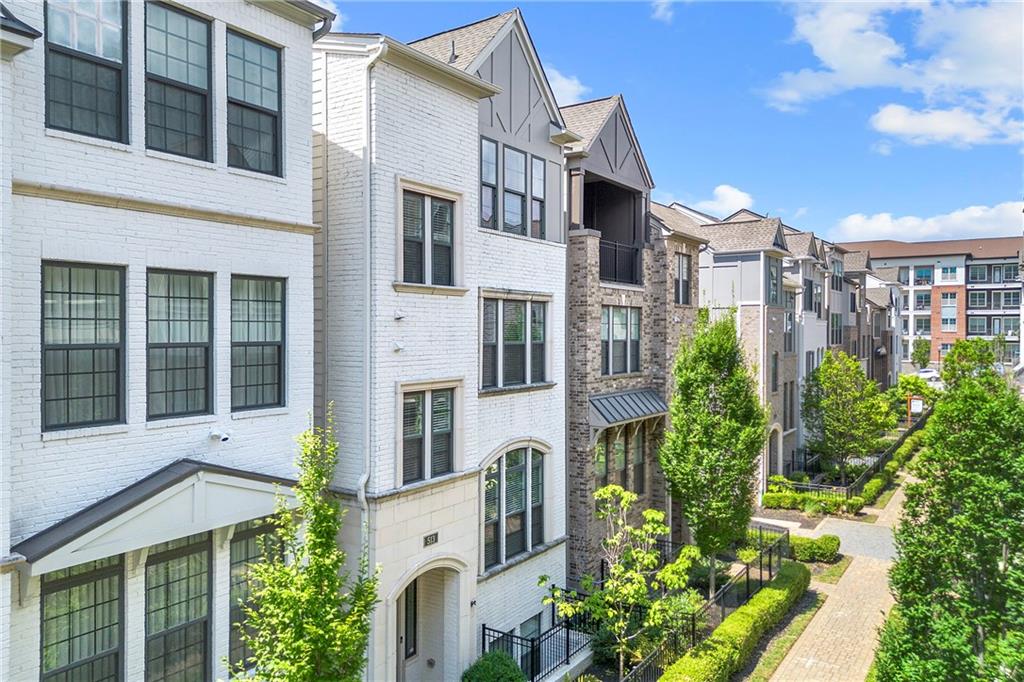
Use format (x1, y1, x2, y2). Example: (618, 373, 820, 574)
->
(209, 429, 232, 443)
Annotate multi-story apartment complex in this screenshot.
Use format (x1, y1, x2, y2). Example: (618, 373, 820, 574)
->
(560, 97, 704, 579)
(0, 2, 334, 680)
(313, 10, 576, 678)
(841, 237, 1022, 367)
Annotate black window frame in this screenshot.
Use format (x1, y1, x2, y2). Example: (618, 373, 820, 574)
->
(530, 155, 545, 240)
(601, 306, 641, 376)
(230, 275, 286, 411)
(144, 1, 213, 161)
(480, 137, 498, 230)
(40, 557, 125, 682)
(771, 351, 779, 392)
(502, 146, 527, 235)
(483, 447, 545, 571)
(481, 298, 547, 389)
(402, 189, 455, 287)
(229, 519, 278, 672)
(44, 0, 129, 143)
(226, 29, 282, 177)
(146, 269, 214, 420)
(401, 387, 455, 485)
(675, 253, 691, 305)
(41, 261, 126, 432)
(403, 579, 417, 659)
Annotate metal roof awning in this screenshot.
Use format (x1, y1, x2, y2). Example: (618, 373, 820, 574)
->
(589, 388, 668, 430)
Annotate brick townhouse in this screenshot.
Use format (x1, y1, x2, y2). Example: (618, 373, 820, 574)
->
(0, 2, 335, 680)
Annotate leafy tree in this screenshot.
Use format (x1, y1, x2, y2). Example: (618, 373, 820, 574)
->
(541, 486, 700, 681)
(992, 333, 1009, 365)
(911, 338, 931, 370)
(885, 374, 939, 417)
(941, 337, 998, 391)
(802, 350, 896, 485)
(877, 378, 1024, 680)
(658, 309, 767, 601)
(237, 408, 379, 681)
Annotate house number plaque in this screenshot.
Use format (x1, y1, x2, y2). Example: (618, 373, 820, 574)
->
(423, 532, 438, 547)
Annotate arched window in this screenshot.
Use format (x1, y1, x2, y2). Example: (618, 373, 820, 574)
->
(483, 447, 544, 570)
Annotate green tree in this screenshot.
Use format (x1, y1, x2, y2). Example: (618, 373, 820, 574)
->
(541, 486, 700, 681)
(658, 309, 767, 601)
(876, 378, 1024, 680)
(802, 350, 896, 485)
(885, 374, 939, 416)
(237, 408, 379, 681)
(992, 333, 1009, 365)
(941, 337, 998, 391)
(911, 338, 931, 370)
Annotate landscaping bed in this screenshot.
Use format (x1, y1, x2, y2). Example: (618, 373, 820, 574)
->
(809, 554, 853, 584)
(734, 588, 827, 682)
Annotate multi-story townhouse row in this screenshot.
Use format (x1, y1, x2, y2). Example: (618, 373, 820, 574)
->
(313, 9, 578, 679)
(0, 1, 335, 681)
(658, 204, 794, 492)
(559, 97, 705, 580)
(840, 237, 1023, 368)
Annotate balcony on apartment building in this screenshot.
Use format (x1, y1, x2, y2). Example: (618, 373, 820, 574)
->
(585, 176, 645, 286)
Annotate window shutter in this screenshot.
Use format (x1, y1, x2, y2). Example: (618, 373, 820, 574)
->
(430, 389, 453, 477)
(402, 193, 424, 284)
(402, 394, 423, 484)
(430, 198, 453, 286)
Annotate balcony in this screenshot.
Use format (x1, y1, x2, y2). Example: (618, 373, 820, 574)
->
(599, 240, 641, 285)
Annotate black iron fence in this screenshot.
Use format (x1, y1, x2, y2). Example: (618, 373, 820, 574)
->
(480, 609, 596, 681)
(599, 240, 641, 285)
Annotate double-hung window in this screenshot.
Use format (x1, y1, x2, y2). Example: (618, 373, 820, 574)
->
(145, 3, 211, 160)
(915, 317, 931, 335)
(771, 352, 779, 392)
(813, 283, 823, 317)
(42, 262, 124, 430)
(969, 291, 987, 308)
(784, 300, 795, 352)
(968, 316, 987, 335)
(481, 298, 547, 389)
(1004, 264, 1019, 282)
(402, 190, 454, 286)
(531, 157, 545, 239)
(831, 260, 844, 291)
(601, 306, 641, 375)
(503, 148, 526, 234)
(1003, 290, 1021, 308)
(41, 557, 123, 682)
(803, 279, 814, 312)
(480, 139, 498, 229)
(830, 313, 843, 345)
(767, 258, 781, 305)
(231, 276, 285, 410)
(675, 254, 691, 305)
(940, 292, 957, 332)
(45, 0, 127, 142)
(483, 447, 544, 570)
(968, 265, 987, 282)
(402, 387, 454, 485)
(147, 271, 212, 419)
(940, 266, 957, 282)
(227, 31, 281, 175)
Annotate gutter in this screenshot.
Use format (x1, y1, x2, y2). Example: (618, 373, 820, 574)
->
(312, 16, 333, 41)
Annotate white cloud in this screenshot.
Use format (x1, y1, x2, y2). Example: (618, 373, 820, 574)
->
(765, 2, 1023, 148)
(871, 139, 893, 156)
(544, 64, 590, 106)
(319, 1, 344, 30)
(651, 0, 674, 24)
(693, 185, 754, 217)
(793, 207, 808, 220)
(832, 201, 1024, 242)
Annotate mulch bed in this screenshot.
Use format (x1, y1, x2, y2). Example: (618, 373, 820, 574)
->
(754, 506, 821, 529)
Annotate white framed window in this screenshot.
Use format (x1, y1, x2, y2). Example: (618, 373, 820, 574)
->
(968, 317, 988, 335)
(915, 317, 931, 335)
(915, 291, 931, 311)
(483, 446, 545, 570)
(601, 306, 641, 375)
(401, 385, 456, 485)
(1004, 264, 1019, 282)
(402, 190, 454, 287)
(969, 291, 988, 308)
(940, 342, 952, 357)
(940, 266, 957, 281)
(940, 292, 956, 332)
(968, 265, 987, 282)
(1005, 317, 1020, 337)
(1003, 290, 1021, 308)
(914, 266, 934, 286)
(481, 294, 548, 389)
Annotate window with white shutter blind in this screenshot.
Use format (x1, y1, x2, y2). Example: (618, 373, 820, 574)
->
(401, 387, 457, 486)
(484, 463, 500, 569)
(401, 190, 455, 287)
(482, 300, 498, 388)
(601, 306, 642, 375)
(481, 446, 546, 571)
(504, 450, 527, 559)
(430, 389, 453, 476)
(402, 393, 424, 484)
(531, 303, 546, 383)
(431, 199, 453, 286)
(402, 192, 424, 284)
(503, 301, 526, 385)
(531, 451, 543, 547)
(481, 297, 548, 390)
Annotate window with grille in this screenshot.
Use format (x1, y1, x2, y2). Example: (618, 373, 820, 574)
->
(675, 253, 691, 305)
(42, 262, 124, 430)
(503, 147, 526, 234)
(145, 3, 210, 160)
(531, 157, 545, 239)
(832, 260, 844, 290)
(231, 276, 284, 410)
(402, 190, 454, 287)
(940, 292, 957, 332)
(601, 306, 641, 376)
(483, 447, 544, 570)
(940, 266, 957, 281)
(830, 313, 843, 345)
(145, 534, 210, 682)
(227, 31, 280, 175)
(45, 1, 127, 141)
(481, 138, 498, 229)
(766, 258, 781, 305)
(481, 298, 547, 389)
(41, 557, 123, 682)
(402, 387, 454, 485)
(229, 519, 278, 672)
(147, 271, 211, 419)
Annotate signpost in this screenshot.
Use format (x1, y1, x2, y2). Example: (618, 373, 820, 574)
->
(907, 395, 924, 426)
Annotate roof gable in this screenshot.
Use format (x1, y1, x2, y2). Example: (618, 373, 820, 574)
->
(722, 208, 763, 223)
(562, 95, 654, 190)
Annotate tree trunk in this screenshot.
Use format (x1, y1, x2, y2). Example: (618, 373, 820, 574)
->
(708, 554, 716, 601)
(619, 650, 624, 681)
(840, 460, 847, 486)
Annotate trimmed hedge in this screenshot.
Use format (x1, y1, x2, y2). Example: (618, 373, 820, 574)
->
(789, 534, 841, 563)
(761, 491, 862, 516)
(461, 650, 526, 682)
(660, 561, 811, 682)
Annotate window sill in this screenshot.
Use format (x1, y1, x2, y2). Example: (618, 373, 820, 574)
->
(41, 423, 130, 441)
(478, 536, 567, 582)
(146, 414, 219, 430)
(392, 282, 469, 297)
(478, 227, 566, 248)
(478, 382, 556, 397)
(45, 127, 132, 153)
(599, 371, 645, 379)
(145, 148, 217, 170)
(599, 281, 644, 292)
(226, 166, 287, 184)
(231, 406, 289, 420)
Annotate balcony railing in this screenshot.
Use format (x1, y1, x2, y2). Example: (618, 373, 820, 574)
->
(599, 240, 641, 285)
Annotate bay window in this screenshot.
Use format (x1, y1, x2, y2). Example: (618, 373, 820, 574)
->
(402, 387, 454, 485)
(483, 447, 545, 570)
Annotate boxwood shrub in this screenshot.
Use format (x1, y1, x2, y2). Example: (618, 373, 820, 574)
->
(789, 534, 841, 563)
(461, 650, 526, 682)
(661, 561, 811, 682)
(762, 492, 863, 516)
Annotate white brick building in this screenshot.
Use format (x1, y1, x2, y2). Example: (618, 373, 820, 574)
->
(313, 10, 576, 680)
(0, 2, 333, 680)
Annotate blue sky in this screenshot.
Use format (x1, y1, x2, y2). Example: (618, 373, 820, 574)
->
(329, 1, 1022, 243)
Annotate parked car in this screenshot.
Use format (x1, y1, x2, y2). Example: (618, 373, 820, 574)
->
(915, 368, 944, 390)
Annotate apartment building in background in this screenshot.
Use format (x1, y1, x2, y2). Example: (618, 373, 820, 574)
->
(841, 237, 1022, 368)
(0, 2, 334, 680)
(314, 10, 577, 679)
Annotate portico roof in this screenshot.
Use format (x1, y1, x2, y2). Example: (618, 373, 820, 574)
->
(589, 388, 668, 429)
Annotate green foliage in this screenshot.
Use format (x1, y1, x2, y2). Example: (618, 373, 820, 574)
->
(885, 374, 939, 415)
(802, 350, 896, 485)
(911, 339, 931, 370)
(661, 562, 811, 682)
(788, 535, 841, 563)
(660, 309, 768, 600)
(540, 485, 700, 680)
(861, 475, 888, 505)
(893, 431, 926, 467)
(940, 337, 1000, 391)
(877, 376, 1024, 680)
(845, 496, 865, 515)
(761, 492, 862, 516)
(236, 408, 380, 682)
(460, 650, 526, 682)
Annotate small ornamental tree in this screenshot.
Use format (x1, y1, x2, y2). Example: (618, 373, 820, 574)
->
(659, 309, 767, 601)
(940, 337, 998, 391)
(236, 407, 379, 681)
(802, 350, 896, 485)
(540, 486, 699, 681)
(885, 374, 939, 415)
(912, 338, 931, 370)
